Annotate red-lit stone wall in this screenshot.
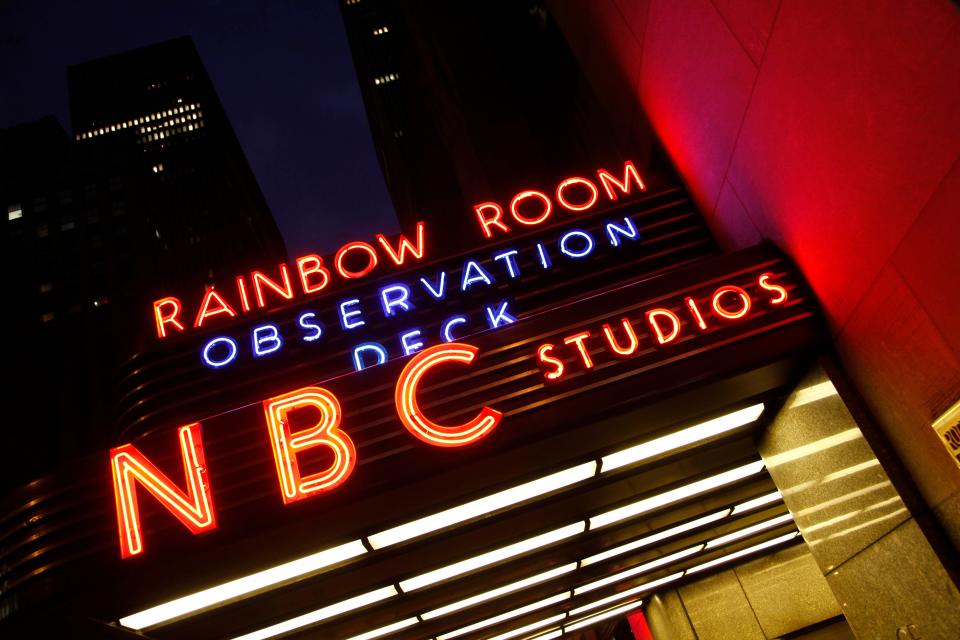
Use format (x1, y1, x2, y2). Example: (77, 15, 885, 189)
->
(550, 0, 960, 543)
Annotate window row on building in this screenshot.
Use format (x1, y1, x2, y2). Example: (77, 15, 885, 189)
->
(139, 111, 202, 135)
(138, 119, 204, 143)
(374, 73, 399, 85)
(75, 102, 201, 140)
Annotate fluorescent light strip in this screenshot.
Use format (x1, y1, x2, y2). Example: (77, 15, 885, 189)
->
(487, 614, 567, 640)
(685, 531, 800, 575)
(582, 510, 729, 567)
(590, 460, 766, 529)
(575, 545, 704, 595)
(224, 476, 789, 640)
(524, 630, 564, 640)
(344, 617, 419, 640)
(230, 585, 398, 640)
(705, 513, 794, 548)
(569, 572, 683, 617)
(565, 599, 645, 633)
(764, 429, 860, 467)
(121, 412, 771, 632)
(371, 404, 763, 552)
(731, 490, 782, 515)
(118, 539, 367, 631)
(399, 522, 586, 592)
(423, 563, 577, 620)
(368, 462, 597, 550)
(788, 380, 838, 408)
(601, 404, 764, 472)
(438, 592, 570, 640)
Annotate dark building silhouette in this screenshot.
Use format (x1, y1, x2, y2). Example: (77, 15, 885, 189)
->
(341, 0, 669, 255)
(68, 36, 286, 303)
(0, 37, 287, 491)
(1, 117, 159, 491)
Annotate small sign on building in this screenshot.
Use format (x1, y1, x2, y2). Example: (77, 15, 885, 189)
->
(932, 400, 960, 469)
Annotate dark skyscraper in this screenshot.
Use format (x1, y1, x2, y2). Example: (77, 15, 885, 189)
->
(1, 36, 287, 490)
(68, 36, 286, 302)
(341, 0, 668, 255)
(1, 116, 157, 490)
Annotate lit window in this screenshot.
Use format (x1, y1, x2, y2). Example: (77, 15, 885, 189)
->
(373, 26, 389, 35)
(41, 312, 54, 323)
(152, 163, 164, 173)
(7, 204, 22, 221)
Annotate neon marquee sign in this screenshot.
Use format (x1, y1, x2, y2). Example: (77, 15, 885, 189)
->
(150, 161, 650, 373)
(536, 273, 789, 379)
(111, 266, 793, 558)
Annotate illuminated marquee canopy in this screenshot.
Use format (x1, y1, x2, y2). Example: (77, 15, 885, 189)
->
(0, 160, 823, 640)
(111, 243, 812, 559)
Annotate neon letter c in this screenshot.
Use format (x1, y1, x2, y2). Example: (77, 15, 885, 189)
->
(394, 343, 503, 447)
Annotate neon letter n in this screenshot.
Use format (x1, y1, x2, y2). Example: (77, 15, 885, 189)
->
(110, 423, 217, 558)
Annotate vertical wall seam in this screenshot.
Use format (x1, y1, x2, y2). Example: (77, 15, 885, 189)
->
(733, 565, 773, 639)
(611, 0, 644, 47)
(708, 0, 783, 218)
(723, 177, 764, 243)
(676, 588, 703, 639)
(835, 152, 960, 341)
(705, 0, 763, 67)
(635, 0, 654, 105)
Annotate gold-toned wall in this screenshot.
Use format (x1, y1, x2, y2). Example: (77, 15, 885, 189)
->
(758, 366, 960, 639)
(645, 543, 845, 639)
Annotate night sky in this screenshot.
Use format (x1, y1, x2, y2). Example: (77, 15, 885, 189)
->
(0, 0, 399, 256)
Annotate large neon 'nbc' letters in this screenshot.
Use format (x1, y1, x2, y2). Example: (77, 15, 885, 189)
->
(110, 423, 217, 558)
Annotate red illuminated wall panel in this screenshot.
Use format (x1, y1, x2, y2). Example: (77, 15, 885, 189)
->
(550, 0, 960, 544)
